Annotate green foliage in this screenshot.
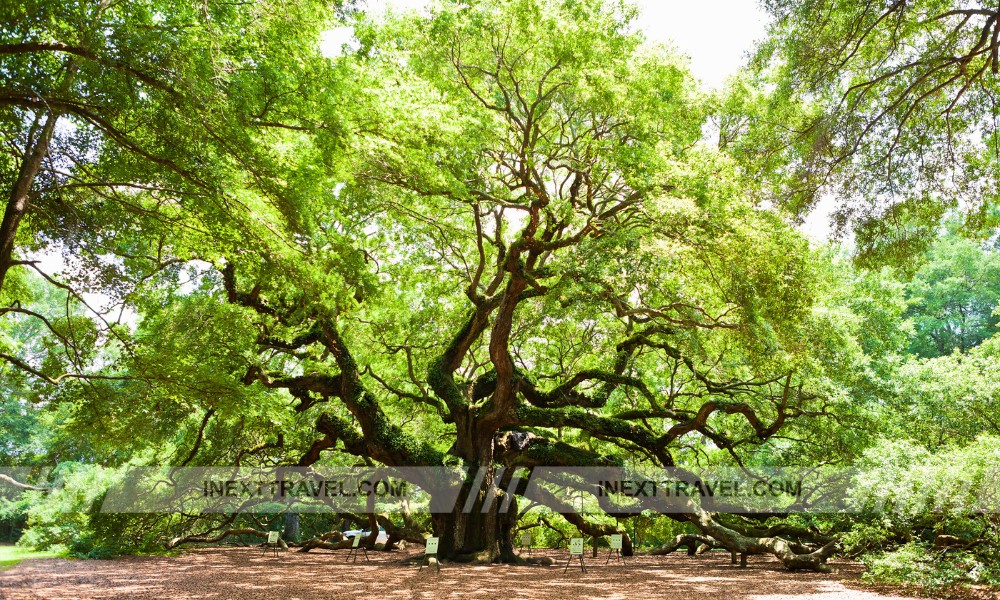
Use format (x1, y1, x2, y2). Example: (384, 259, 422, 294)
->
(17, 463, 124, 557)
(518, 510, 575, 549)
(1, 0, 998, 587)
(844, 437, 1000, 587)
(904, 235, 1000, 357)
(1, 0, 352, 320)
(891, 341, 1000, 446)
(840, 522, 895, 557)
(851, 437, 1000, 522)
(0, 494, 30, 544)
(863, 542, 1000, 589)
(713, 70, 828, 215)
(640, 516, 697, 547)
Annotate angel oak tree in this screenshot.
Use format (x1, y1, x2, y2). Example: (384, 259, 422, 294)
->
(202, 0, 848, 570)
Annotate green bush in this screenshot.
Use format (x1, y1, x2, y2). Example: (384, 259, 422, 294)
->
(862, 541, 1000, 590)
(0, 495, 29, 543)
(14, 463, 166, 558)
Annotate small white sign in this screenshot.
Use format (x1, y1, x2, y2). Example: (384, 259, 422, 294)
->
(425, 537, 440, 554)
(352, 534, 362, 548)
(610, 534, 622, 550)
(521, 532, 532, 546)
(266, 531, 279, 544)
(569, 538, 584, 555)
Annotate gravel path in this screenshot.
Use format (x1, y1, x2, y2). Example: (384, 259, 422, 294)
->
(0, 548, 925, 600)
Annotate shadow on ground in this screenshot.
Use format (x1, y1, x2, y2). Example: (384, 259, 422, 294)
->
(0, 547, 923, 600)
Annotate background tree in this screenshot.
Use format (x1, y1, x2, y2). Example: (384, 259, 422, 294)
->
(723, 0, 1000, 258)
(904, 233, 1000, 357)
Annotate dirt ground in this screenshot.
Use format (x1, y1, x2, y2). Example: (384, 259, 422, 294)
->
(0, 547, 931, 600)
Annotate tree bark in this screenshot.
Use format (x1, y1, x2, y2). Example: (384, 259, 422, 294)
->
(430, 427, 519, 562)
(650, 533, 721, 556)
(0, 60, 76, 294)
(167, 528, 287, 550)
(295, 531, 349, 552)
(0, 111, 58, 293)
(283, 513, 300, 543)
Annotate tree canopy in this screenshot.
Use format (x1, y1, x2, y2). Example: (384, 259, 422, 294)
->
(2, 0, 999, 587)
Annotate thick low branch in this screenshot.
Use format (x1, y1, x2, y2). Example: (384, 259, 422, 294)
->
(684, 503, 840, 572)
(295, 531, 350, 552)
(515, 404, 674, 466)
(0, 474, 49, 492)
(494, 430, 617, 468)
(166, 528, 286, 550)
(649, 534, 722, 556)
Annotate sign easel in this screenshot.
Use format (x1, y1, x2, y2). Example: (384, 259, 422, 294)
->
(605, 534, 625, 565)
(262, 531, 281, 558)
(518, 532, 532, 556)
(346, 533, 370, 562)
(418, 537, 440, 573)
(564, 537, 587, 573)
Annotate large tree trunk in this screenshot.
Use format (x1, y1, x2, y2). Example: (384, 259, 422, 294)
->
(283, 513, 300, 543)
(433, 506, 499, 561)
(431, 427, 519, 562)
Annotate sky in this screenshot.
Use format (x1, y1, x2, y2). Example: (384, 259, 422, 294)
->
(344, 0, 772, 90)
(634, 1, 770, 90)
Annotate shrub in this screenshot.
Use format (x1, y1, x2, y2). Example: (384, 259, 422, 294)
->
(862, 541, 1000, 590)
